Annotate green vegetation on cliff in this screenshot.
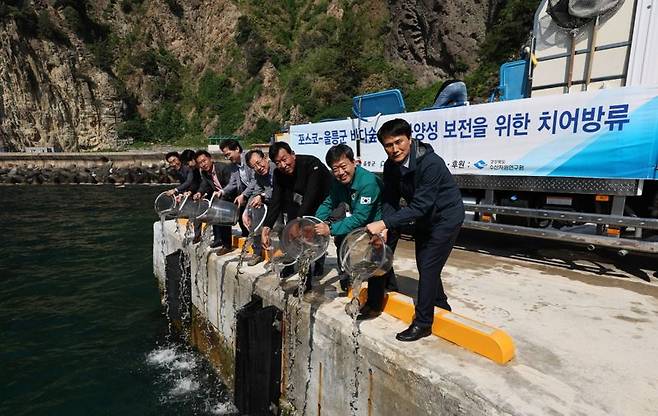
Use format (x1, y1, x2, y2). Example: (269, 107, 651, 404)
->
(2, 0, 540, 149)
(466, 0, 540, 100)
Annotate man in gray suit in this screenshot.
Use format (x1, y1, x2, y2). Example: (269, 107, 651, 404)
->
(220, 139, 257, 237)
(193, 150, 233, 254)
(242, 149, 277, 266)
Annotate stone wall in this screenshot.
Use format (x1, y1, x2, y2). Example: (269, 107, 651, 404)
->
(0, 152, 173, 185)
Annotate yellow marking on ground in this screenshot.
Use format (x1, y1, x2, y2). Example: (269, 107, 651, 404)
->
(350, 287, 515, 365)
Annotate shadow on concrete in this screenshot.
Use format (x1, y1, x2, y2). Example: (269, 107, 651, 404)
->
(453, 229, 657, 284)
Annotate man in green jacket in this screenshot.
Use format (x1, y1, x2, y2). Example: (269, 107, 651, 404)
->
(314, 144, 397, 319)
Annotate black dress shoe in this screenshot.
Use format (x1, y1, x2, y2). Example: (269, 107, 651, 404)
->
(356, 305, 381, 321)
(395, 323, 432, 342)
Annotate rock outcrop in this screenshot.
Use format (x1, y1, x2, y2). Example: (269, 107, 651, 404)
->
(387, 0, 500, 82)
(0, 20, 121, 151)
(0, 1, 244, 152)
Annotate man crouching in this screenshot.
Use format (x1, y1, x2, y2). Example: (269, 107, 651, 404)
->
(315, 144, 397, 320)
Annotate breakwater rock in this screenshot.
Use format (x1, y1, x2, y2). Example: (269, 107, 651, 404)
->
(0, 152, 178, 185)
(0, 163, 175, 185)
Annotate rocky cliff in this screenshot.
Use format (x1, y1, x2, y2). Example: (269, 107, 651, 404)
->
(388, 0, 500, 83)
(0, 0, 528, 152)
(0, 21, 120, 152)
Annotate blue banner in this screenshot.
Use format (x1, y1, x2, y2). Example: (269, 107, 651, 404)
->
(289, 86, 658, 179)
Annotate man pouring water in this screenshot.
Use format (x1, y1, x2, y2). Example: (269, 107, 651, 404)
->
(366, 118, 464, 342)
(240, 149, 277, 266)
(314, 144, 397, 320)
(260, 142, 332, 292)
(193, 150, 234, 255)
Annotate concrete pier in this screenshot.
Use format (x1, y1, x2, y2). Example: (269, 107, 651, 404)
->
(153, 220, 658, 415)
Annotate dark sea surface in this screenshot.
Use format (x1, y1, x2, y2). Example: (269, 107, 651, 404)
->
(0, 185, 235, 416)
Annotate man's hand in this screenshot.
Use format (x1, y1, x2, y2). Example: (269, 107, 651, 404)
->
(165, 189, 177, 196)
(366, 220, 387, 236)
(192, 192, 202, 201)
(370, 230, 387, 248)
(234, 194, 246, 207)
(287, 222, 301, 240)
(314, 222, 331, 237)
(213, 190, 223, 199)
(249, 195, 263, 208)
(261, 226, 271, 250)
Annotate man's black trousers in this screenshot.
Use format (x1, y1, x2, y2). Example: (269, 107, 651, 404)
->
(212, 225, 233, 248)
(412, 223, 461, 328)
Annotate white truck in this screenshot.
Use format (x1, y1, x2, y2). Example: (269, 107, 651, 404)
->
(284, 0, 658, 254)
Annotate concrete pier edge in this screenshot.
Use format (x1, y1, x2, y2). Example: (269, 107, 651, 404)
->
(153, 219, 658, 416)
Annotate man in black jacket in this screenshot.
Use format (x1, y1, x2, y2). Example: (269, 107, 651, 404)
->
(179, 149, 201, 195)
(164, 151, 189, 196)
(193, 150, 234, 255)
(366, 118, 464, 342)
(164, 149, 201, 197)
(261, 142, 332, 291)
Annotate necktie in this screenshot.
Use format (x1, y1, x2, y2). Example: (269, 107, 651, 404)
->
(211, 167, 222, 191)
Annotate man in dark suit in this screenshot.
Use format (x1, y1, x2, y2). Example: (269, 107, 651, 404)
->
(261, 142, 332, 292)
(164, 150, 200, 197)
(193, 150, 234, 255)
(366, 118, 464, 341)
(164, 151, 186, 195)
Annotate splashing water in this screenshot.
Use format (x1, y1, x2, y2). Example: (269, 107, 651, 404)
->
(347, 269, 365, 415)
(147, 346, 178, 366)
(234, 235, 254, 278)
(208, 402, 239, 415)
(146, 344, 238, 414)
(349, 319, 362, 415)
(170, 377, 201, 396)
(282, 249, 313, 409)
